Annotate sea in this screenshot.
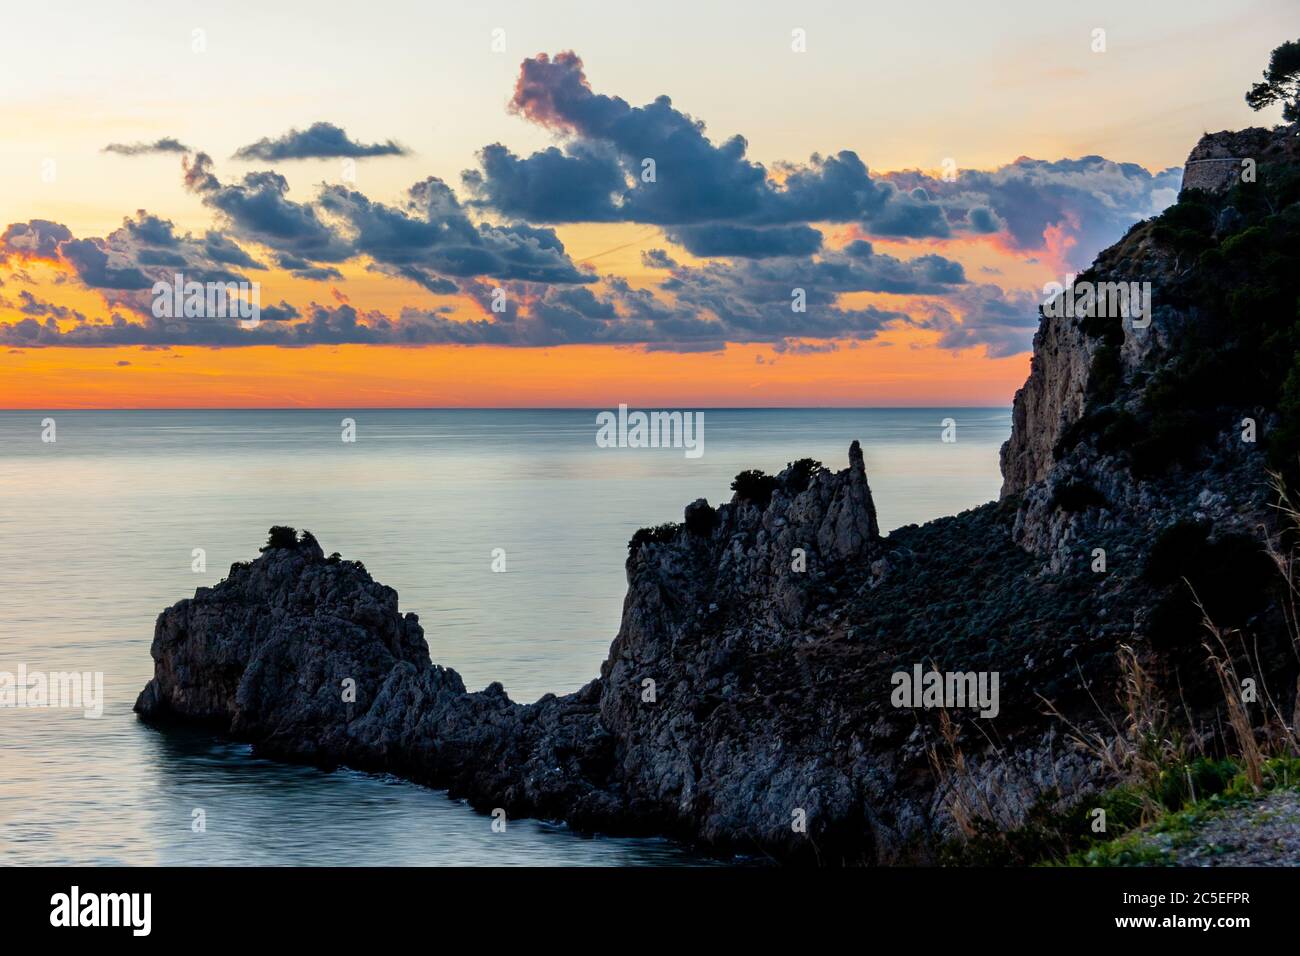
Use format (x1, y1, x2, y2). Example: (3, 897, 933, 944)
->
(0, 408, 1010, 865)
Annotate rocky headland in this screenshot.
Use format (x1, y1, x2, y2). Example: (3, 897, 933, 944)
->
(136, 123, 1300, 864)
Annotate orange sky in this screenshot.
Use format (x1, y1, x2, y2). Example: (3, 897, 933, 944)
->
(0, 331, 1029, 409)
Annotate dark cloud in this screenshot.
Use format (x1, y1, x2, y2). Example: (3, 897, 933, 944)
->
(182, 153, 592, 288)
(462, 142, 624, 222)
(1, 205, 995, 353)
(653, 243, 963, 345)
(0, 303, 397, 348)
(762, 152, 951, 237)
(182, 152, 221, 193)
(468, 52, 1178, 269)
(275, 253, 344, 281)
(0, 212, 270, 317)
(307, 243, 965, 352)
(641, 248, 678, 270)
(136, 249, 188, 267)
(233, 122, 408, 161)
(679, 240, 967, 298)
(664, 224, 823, 259)
(58, 238, 153, 290)
(102, 138, 190, 156)
(467, 53, 950, 241)
(202, 231, 266, 270)
(258, 301, 301, 322)
(315, 178, 595, 285)
(122, 212, 181, 246)
(16, 290, 86, 322)
(966, 206, 1003, 234)
(184, 156, 353, 264)
(507, 52, 771, 226)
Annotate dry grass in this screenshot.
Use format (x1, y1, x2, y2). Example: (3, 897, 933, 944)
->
(936, 470, 1300, 844)
(1039, 645, 1198, 823)
(1199, 610, 1266, 789)
(927, 709, 979, 837)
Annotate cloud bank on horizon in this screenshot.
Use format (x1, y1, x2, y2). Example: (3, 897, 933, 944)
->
(1, 51, 1180, 357)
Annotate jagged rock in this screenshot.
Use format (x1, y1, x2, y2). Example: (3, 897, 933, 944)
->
(135, 533, 625, 828)
(138, 448, 887, 859)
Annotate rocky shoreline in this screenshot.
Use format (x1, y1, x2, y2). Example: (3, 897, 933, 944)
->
(136, 123, 1300, 863)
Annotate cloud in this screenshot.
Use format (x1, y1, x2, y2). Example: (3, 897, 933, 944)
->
(103, 138, 190, 156)
(274, 253, 344, 281)
(464, 52, 950, 239)
(184, 155, 353, 265)
(0, 212, 271, 317)
(57, 239, 153, 290)
(885, 156, 1181, 270)
(467, 52, 1177, 269)
(505, 51, 772, 226)
(0, 246, 941, 352)
(183, 153, 593, 287)
(926, 283, 1043, 358)
(966, 206, 1004, 234)
(316, 178, 595, 285)
(763, 152, 950, 237)
(1, 206, 1005, 354)
(664, 224, 823, 259)
(652, 241, 964, 345)
(202, 231, 267, 270)
(15, 290, 86, 322)
(1, 220, 74, 261)
(233, 122, 408, 161)
(462, 142, 624, 222)
(641, 249, 678, 270)
(670, 240, 967, 298)
(772, 338, 839, 354)
(0, 303, 402, 348)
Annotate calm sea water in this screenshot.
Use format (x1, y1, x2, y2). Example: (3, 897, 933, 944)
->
(0, 408, 1009, 865)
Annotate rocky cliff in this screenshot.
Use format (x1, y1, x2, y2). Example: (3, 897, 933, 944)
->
(137, 123, 1300, 863)
(1002, 124, 1299, 566)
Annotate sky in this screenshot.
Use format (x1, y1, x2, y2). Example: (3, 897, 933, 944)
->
(1, 0, 1294, 408)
